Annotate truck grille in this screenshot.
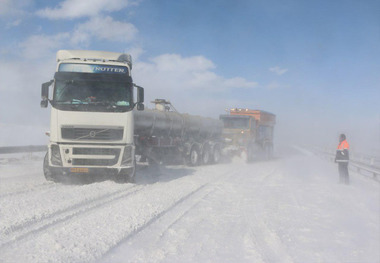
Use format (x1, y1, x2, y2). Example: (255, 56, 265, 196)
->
(72, 147, 120, 166)
(62, 127, 123, 141)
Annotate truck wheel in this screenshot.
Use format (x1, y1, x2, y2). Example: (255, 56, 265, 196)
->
(270, 145, 274, 159)
(128, 161, 136, 183)
(43, 152, 58, 182)
(246, 146, 253, 163)
(202, 147, 210, 165)
(188, 147, 200, 166)
(241, 151, 248, 162)
(147, 157, 159, 166)
(128, 157, 137, 184)
(265, 145, 273, 160)
(212, 146, 221, 164)
(117, 159, 136, 183)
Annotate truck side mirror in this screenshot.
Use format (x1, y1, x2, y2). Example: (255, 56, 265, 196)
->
(40, 100, 48, 108)
(41, 80, 53, 108)
(136, 103, 144, 111)
(136, 85, 144, 103)
(134, 84, 144, 111)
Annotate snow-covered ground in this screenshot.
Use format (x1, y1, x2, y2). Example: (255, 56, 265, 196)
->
(0, 147, 379, 263)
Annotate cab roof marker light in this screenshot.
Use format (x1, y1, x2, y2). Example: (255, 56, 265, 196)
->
(56, 50, 132, 66)
(117, 54, 133, 70)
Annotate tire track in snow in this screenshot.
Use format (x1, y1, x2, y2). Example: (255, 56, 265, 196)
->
(245, 215, 295, 263)
(0, 184, 143, 249)
(125, 163, 242, 240)
(100, 183, 213, 261)
(241, 162, 295, 263)
(0, 164, 148, 199)
(0, 164, 150, 237)
(1, 164, 230, 255)
(2, 162, 242, 262)
(0, 182, 55, 199)
(101, 166, 242, 261)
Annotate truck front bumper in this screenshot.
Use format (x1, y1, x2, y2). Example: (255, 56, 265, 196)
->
(48, 166, 134, 176)
(47, 143, 135, 175)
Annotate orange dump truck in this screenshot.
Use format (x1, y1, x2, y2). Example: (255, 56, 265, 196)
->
(219, 108, 276, 161)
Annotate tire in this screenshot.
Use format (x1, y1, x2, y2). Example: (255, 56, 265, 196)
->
(117, 159, 136, 183)
(246, 145, 253, 163)
(202, 146, 210, 165)
(212, 146, 221, 164)
(188, 146, 200, 166)
(241, 150, 248, 162)
(128, 159, 136, 183)
(147, 157, 159, 166)
(265, 144, 273, 160)
(43, 152, 58, 182)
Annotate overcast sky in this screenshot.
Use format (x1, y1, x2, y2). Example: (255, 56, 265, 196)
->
(0, 0, 379, 151)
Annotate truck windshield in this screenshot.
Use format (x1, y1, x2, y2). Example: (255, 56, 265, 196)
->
(222, 117, 249, 129)
(53, 73, 133, 112)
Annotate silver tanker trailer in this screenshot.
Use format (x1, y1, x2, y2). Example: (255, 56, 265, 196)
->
(134, 99, 223, 166)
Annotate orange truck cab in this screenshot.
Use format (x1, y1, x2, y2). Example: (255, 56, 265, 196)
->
(219, 108, 276, 161)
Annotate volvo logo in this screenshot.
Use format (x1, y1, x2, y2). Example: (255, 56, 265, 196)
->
(89, 131, 96, 138)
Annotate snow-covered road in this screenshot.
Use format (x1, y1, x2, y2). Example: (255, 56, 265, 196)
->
(0, 147, 379, 263)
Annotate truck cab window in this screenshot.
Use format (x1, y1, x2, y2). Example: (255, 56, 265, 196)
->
(222, 118, 249, 129)
(53, 79, 132, 112)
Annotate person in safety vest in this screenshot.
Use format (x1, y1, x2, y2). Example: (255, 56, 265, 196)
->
(335, 133, 350, 184)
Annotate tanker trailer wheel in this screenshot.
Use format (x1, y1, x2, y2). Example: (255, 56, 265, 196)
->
(202, 146, 211, 165)
(188, 146, 200, 166)
(43, 152, 58, 182)
(212, 146, 221, 164)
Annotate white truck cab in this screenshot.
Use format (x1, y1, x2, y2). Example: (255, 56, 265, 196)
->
(41, 50, 144, 183)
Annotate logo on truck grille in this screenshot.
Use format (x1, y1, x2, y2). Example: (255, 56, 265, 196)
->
(61, 126, 124, 141)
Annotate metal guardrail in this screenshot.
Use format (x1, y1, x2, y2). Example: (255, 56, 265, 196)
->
(313, 147, 380, 182)
(351, 162, 380, 177)
(350, 152, 380, 168)
(0, 145, 46, 154)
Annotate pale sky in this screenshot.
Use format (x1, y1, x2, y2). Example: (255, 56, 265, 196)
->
(0, 0, 379, 151)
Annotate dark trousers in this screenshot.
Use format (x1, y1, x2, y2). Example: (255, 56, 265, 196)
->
(338, 162, 349, 184)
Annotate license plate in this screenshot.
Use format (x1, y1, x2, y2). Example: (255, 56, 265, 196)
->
(70, 167, 89, 173)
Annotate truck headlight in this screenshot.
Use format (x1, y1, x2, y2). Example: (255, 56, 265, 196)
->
(51, 144, 62, 166)
(121, 146, 134, 166)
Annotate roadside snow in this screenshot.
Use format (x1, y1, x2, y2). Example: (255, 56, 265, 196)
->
(0, 148, 379, 263)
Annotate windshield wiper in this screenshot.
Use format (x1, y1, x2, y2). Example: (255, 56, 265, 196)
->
(55, 99, 87, 105)
(87, 101, 128, 109)
(54, 99, 129, 112)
